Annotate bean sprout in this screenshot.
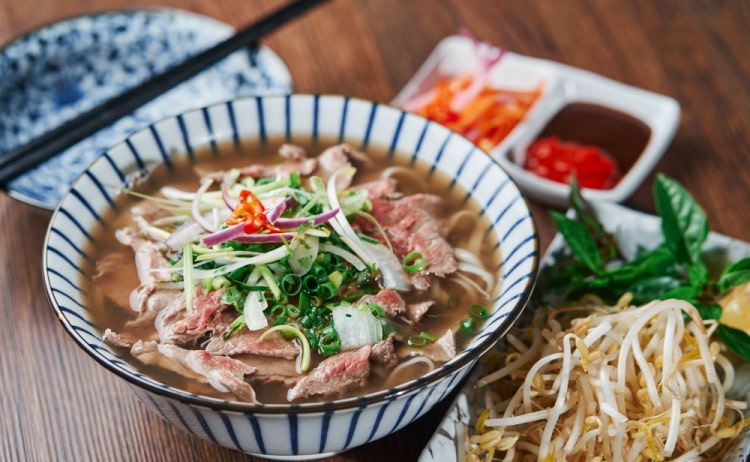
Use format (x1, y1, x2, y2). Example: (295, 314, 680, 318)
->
(466, 299, 749, 461)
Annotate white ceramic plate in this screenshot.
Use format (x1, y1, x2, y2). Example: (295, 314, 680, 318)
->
(419, 201, 750, 462)
(393, 35, 681, 208)
(0, 8, 293, 209)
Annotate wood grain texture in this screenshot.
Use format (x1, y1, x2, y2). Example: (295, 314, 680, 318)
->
(1, 1, 748, 461)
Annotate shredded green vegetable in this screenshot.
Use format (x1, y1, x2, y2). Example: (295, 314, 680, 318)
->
(403, 251, 426, 273)
(407, 331, 436, 347)
(151, 171, 389, 357)
(182, 244, 194, 312)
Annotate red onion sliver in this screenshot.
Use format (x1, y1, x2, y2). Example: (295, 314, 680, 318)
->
(222, 183, 237, 211)
(450, 35, 505, 112)
(232, 232, 298, 243)
(201, 221, 247, 247)
(192, 179, 218, 232)
(274, 208, 339, 229)
(265, 196, 296, 223)
(165, 220, 205, 251)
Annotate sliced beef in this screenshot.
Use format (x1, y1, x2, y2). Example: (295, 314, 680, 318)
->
(278, 143, 307, 161)
(130, 200, 171, 223)
(315, 144, 372, 189)
(155, 289, 229, 346)
(183, 349, 258, 403)
(131, 340, 195, 377)
(122, 286, 180, 337)
(129, 284, 179, 313)
(354, 177, 402, 201)
(397, 329, 456, 363)
(287, 345, 372, 401)
(354, 286, 434, 325)
(241, 158, 317, 179)
(131, 341, 257, 402)
(370, 334, 398, 367)
(198, 143, 316, 182)
(102, 328, 133, 348)
(405, 300, 434, 324)
(239, 355, 303, 387)
(115, 226, 172, 284)
(357, 289, 406, 317)
(205, 328, 299, 360)
(360, 194, 457, 291)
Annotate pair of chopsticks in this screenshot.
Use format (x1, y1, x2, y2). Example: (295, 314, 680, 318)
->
(0, 0, 329, 187)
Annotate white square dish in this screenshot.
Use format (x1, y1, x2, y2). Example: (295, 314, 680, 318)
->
(393, 35, 681, 208)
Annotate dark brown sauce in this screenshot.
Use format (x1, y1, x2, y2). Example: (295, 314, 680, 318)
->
(535, 103, 652, 172)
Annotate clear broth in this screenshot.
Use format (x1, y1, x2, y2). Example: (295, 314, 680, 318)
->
(81, 137, 503, 403)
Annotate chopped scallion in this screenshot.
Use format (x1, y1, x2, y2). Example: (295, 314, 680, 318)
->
(408, 331, 436, 348)
(403, 251, 426, 273)
(469, 304, 490, 320)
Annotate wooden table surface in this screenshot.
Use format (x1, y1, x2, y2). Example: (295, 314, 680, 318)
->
(1, 0, 749, 460)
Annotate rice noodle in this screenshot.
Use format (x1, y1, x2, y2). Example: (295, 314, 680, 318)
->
(380, 166, 429, 192)
(465, 298, 748, 461)
(447, 211, 484, 255)
(455, 248, 496, 295)
(451, 272, 491, 301)
(383, 356, 435, 388)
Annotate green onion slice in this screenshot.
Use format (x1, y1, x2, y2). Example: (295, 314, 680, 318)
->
(403, 251, 426, 273)
(280, 273, 302, 296)
(408, 331, 436, 347)
(469, 304, 490, 320)
(459, 317, 476, 335)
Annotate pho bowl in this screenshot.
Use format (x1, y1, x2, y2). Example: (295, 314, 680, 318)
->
(43, 94, 538, 459)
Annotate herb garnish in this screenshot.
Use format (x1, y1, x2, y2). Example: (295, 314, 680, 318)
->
(547, 174, 750, 361)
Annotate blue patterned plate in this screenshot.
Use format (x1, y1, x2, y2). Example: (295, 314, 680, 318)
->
(0, 8, 293, 209)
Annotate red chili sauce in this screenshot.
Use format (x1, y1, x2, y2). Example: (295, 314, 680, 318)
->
(523, 103, 652, 190)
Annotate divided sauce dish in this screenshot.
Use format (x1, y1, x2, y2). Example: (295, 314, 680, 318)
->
(393, 35, 681, 208)
(43, 95, 538, 459)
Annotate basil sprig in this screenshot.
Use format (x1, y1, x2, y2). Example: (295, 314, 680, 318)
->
(548, 173, 750, 361)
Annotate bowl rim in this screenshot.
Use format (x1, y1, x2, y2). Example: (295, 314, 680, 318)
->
(43, 93, 539, 414)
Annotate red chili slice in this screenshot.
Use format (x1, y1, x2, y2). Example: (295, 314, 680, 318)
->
(524, 136, 622, 190)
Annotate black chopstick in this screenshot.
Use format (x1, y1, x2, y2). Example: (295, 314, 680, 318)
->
(0, 0, 329, 188)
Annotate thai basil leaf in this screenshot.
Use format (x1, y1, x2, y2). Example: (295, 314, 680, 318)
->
(550, 211, 603, 275)
(687, 263, 709, 290)
(695, 302, 723, 321)
(569, 178, 618, 261)
(653, 174, 709, 281)
(718, 257, 750, 292)
(576, 246, 675, 289)
(718, 324, 750, 362)
(622, 278, 687, 305)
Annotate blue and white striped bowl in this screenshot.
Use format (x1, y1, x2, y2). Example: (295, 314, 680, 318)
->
(43, 94, 539, 459)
